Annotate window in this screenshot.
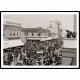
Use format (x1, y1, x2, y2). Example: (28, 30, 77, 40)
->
(32, 33, 34, 36)
(16, 30, 18, 36)
(27, 32, 28, 36)
(10, 33, 12, 36)
(10, 30, 12, 36)
(13, 30, 15, 36)
(17, 31, 18, 36)
(38, 33, 41, 36)
(13, 33, 15, 36)
(25, 32, 28, 36)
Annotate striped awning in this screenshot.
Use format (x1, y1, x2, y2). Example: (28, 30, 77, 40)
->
(3, 39, 24, 49)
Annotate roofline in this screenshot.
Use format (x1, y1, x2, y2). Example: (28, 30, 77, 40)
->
(22, 27, 50, 32)
(3, 24, 22, 28)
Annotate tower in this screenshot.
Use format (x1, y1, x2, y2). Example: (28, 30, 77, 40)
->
(73, 14, 77, 32)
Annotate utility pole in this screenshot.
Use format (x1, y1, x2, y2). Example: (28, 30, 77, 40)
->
(73, 14, 77, 32)
(49, 21, 53, 37)
(50, 21, 53, 28)
(54, 20, 61, 45)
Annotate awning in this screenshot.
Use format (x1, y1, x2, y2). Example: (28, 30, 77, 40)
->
(40, 37, 52, 41)
(40, 37, 58, 41)
(52, 36, 58, 39)
(40, 38, 46, 41)
(26, 38, 40, 40)
(3, 40, 11, 49)
(3, 39, 24, 49)
(45, 37, 52, 40)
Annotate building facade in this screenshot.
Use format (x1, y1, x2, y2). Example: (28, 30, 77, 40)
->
(3, 22, 25, 49)
(3, 22, 51, 44)
(3, 22, 22, 40)
(48, 26, 63, 38)
(22, 27, 50, 42)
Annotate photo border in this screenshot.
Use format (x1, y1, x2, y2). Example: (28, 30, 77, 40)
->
(0, 11, 79, 69)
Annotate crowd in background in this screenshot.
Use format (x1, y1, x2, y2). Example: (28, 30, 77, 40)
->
(3, 40, 63, 66)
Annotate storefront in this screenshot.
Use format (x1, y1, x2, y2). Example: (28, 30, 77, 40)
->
(26, 38, 40, 43)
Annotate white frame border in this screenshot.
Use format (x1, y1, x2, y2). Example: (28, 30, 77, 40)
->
(1, 12, 79, 68)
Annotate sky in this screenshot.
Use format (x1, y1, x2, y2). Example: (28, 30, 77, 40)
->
(3, 14, 75, 33)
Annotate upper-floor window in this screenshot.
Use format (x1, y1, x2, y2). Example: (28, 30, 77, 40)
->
(49, 33, 51, 37)
(27, 32, 28, 36)
(38, 33, 41, 36)
(17, 31, 18, 36)
(13, 30, 15, 36)
(10, 33, 12, 36)
(10, 30, 12, 36)
(25, 32, 28, 36)
(32, 33, 34, 36)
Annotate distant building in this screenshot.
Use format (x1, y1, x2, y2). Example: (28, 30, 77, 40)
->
(47, 26, 63, 38)
(22, 27, 50, 42)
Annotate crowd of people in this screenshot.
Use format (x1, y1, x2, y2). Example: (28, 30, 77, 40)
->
(3, 40, 63, 66)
